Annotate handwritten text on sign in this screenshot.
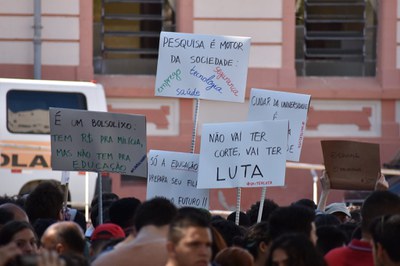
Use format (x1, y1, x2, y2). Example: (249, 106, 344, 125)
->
(155, 31, 251, 103)
(49, 108, 147, 177)
(248, 88, 311, 162)
(146, 150, 209, 208)
(197, 120, 288, 189)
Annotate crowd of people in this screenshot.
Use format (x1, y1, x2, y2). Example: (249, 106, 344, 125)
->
(0, 171, 400, 266)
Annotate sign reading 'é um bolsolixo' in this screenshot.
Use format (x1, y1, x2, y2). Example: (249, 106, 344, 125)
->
(49, 108, 147, 177)
(155, 31, 251, 103)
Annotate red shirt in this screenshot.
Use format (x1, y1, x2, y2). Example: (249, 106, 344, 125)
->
(325, 239, 373, 266)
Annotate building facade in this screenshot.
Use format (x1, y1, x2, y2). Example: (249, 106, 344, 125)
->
(1, 0, 399, 209)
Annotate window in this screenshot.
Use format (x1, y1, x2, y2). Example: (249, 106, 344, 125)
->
(295, 0, 377, 76)
(7, 90, 87, 134)
(93, 0, 175, 75)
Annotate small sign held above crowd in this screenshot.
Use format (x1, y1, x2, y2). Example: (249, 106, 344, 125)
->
(321, 140, 380, 190)
(49, 108, 147, 177)
(155, 31, 251, 103)
(146, 150, 209, 209)
(197, 120, 288, 189)
(248, 88, 311, 162)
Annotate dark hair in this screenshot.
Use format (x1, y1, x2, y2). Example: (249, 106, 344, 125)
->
(369, 214, 400, 262)
(315, 213, 341, 228)
(0, 220, 37, 246)
(134, 197, 177, 232)
(24, 181, 64, 224)
(246, 199, 279, 225)
(238, 221, 270, 259)
(0, 208, 14, 226)
(266, 233, 326, 266)
(168, 211, 210, 244)
(109, 197, 141, 231)
(32, 218, 57, 241)
(268, 205, 315, 241)
(90, 193, 119, 228)
(291, 198, 317, 210)
(227, 211, 250, 227)
(361, 191, 400, 233)
(211, 219, 246, 247)
(316, 226, 347, 255)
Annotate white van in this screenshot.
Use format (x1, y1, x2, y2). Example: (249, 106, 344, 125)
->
(0, 78, 108, 209)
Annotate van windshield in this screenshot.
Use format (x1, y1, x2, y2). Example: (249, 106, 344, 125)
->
(7, 90, 87, 134)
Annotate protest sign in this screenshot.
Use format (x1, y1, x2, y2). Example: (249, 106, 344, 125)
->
(155, 31, 251, 103)
(146, 150, 209, 208)
(321, 140, 380, 190)
(197, 120, 288, 189)
(49, 108, 147, 177)
(248, 88, 311, 162)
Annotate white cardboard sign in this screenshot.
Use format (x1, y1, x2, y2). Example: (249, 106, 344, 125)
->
(146, 150, 209, 209)
(248, 88, 311, 162)
(49, 108, 147, 177)
(197, 120, 288, 189)
(155, 31, 251, 103)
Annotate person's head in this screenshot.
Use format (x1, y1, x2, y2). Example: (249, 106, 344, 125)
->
(361, 191, 400, 236)
(133, 197, 177, 232)
(268, 205, 317, 245)
(0, 220, 38, 254)
(246, 199, 279, 225)
(214, 247, 254, 266)
(109, 197, 141, 235)
(239, 221, 270, 266)
(314, 213, 341, 228)
(226, 211, 251, 227)
(0, 203, 29, 223)
(90, 192, 119, 228)
(167, 212, 212, 266)
(40, 221, 85, 255)
(316, 225, 347, 255)
(210, 219, 246, 247)
(369, 214, 400, 265)
(267, 233, 326, 266)
(24, 181, 64, 224)
(324, 202, 351, 223)
(291, 198, 317, 211)
(89, 222, 125, 257)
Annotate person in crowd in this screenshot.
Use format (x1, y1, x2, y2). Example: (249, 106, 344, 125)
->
(324, 202, 351, 223)
(24, 181, 64, 225)
(40, 221, 86, 257)
(210, 226, 227, 261)
(266, 233, 326, 266)
(268, 205, 317, 245)
(86, 192, 119, 239)
(89, 223, 125, 259)
(211, 219, 246, 247)
(93, 197, 177, 266)
(0, 220, 38, 255)
(369, 214, 400, 266)
(32, 218, 57, 242)
(291, 198, 317, 211)
(316, 225, 347, 255)
(226, 211, 251, 227)
(165, 211, 212, 266)
(325, 191, 400, 266)
(237, 221, 270, 266)
(109, 197, 141, 236)
(214, 246, 254, 266)
(314, 213, 341, 228)
(246, 199, 279, 225)
(0, 203, 29, 223)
